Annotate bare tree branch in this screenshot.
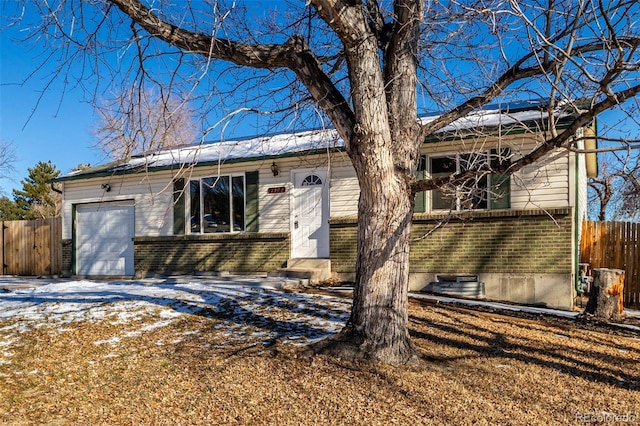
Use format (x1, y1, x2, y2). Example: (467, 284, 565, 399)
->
(110, 0, 355, 145)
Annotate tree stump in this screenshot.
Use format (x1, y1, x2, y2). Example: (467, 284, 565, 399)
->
(584, 268, 625, 322)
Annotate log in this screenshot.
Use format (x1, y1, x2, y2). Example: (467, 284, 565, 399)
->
(584, 268, 625, 321)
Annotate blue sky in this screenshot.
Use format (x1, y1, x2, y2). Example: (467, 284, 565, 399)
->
(1, 2, 637, 200)
(0, 2, 288, 195)
(0, 28, 103, 195)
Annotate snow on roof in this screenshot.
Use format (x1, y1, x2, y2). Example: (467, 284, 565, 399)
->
(129, 127, 342, 169)
(421, 107, 570, 132)
(59, 128, 342, 180)
(59, 105, 572, 181)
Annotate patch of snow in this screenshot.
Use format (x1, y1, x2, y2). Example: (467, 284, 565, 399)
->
(159, 309, 182, 319)
(0, 277, 351, 348)
(94, 337, 121, 346)
(0, 338, 15, 348)
(139, 319, 176, 332)
(626, 308, 640, 318)
(615, 323, 640, 332)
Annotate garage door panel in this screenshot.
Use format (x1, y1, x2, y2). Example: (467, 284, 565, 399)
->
(76, 204, 134, 276)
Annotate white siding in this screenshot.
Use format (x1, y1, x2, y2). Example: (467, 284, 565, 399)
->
(329, 158, 359, 217)
(62, 171, 175, 239)
(62, 130, 578, 240)
(419, 133, 571, 211)
(259, 162, 292, 233)
(510, 151, 570, 209)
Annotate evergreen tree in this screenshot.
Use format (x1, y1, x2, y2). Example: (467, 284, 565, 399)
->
(12, 161, 61, 219)
(0, 196, 21, 220)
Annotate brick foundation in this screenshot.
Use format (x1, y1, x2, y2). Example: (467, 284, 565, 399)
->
(329, 208, 575, 309)
(330, 208, 573, 275)
(133, 233, 290, 277)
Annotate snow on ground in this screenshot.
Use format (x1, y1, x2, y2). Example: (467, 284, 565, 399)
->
(1, 276, 638, 360)
(0, 277, 351, 357)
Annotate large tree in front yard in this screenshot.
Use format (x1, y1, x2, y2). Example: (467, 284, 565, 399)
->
(6, 0, 640, 364)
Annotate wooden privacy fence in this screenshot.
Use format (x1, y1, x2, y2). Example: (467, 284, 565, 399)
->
(580, 221, 640, 310)
(1, 218, 62, 276)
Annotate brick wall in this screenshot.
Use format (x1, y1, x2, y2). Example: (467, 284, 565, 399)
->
(133, 233, 290, 276)
(61, 239, 72, 275)
(330, 208, 573, 275)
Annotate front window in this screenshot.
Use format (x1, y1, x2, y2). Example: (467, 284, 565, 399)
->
(190, 175, 245, 233)
(430, 156, 457, 210)
(459, 154, 488, 210)
(430, 152, 489, 211)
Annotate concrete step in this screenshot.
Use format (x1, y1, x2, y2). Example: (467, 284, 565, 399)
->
(286, 258, 331, 270)
(267, 267, 331, 284)
(267, 259, 332, 284)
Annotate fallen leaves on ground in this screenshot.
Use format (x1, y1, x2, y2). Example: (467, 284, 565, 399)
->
(1, 292, 639, 425)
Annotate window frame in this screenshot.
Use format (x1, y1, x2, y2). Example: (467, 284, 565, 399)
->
(187, 173, 247, 234)
(428, 151, 490, 212)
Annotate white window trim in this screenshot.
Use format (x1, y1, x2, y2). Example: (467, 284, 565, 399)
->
(428, 151, 490, 212)
(187, 173, 247, 235)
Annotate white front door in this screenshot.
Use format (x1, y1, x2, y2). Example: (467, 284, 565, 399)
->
(291, 170, 329, 258)
(76, 203, 135, 276)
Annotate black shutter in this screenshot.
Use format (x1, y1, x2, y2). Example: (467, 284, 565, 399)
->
(414, 155, 427, 213)
(173, 178, 186, 235)
(245, 171, 259, 232)
(490, 148, 511, 209)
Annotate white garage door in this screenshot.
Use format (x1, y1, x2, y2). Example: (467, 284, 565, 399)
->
(76, 203, 135, 276)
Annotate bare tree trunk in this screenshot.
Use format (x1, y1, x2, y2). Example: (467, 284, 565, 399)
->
(311, 133, 421, 364)
(584, 268, 625, 322)
(302, 7, 422, 364)
(346, 181, 418, 363)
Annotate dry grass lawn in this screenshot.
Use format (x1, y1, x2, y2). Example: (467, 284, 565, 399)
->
(1, 292, 639, 425)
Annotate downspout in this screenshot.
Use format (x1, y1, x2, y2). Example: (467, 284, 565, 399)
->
(575, 120, 598, 305)
(50, 181, 64, 275)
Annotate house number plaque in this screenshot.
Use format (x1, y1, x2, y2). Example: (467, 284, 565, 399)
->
(267, 186, 286, 194)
